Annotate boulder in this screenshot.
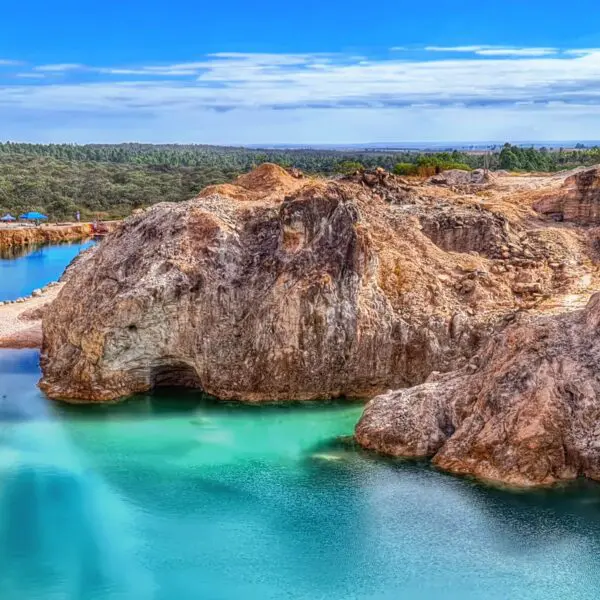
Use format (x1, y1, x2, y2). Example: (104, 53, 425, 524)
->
(39, 164, 600, 409)
(19, 304, 50, 321)
(428, 169, 490, 187)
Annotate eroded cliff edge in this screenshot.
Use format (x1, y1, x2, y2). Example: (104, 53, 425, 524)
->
(40, 164, 599, 404)
(356, 293, 600, 487)
(354, 165, 600, 486)
(0, 223, 94, 250)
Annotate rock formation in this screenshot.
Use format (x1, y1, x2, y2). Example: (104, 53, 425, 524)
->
(428, 168, 490, 187)
(0, 283, 63, 349)
(356, 292, 600, 487)
(534, 166, 600, 224)
(40, 164, 599, 410)
(0, 223, 95, 252)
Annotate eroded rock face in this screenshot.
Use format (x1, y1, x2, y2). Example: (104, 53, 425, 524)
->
(534, 166, 600, 223)
(38, 165, 525, 403)
(428, 169, 490, 187)
(419, 209, 513, 257)
(356, 293, 600, 487)
(40, 164, 599, 405)
(0, 224, 95, 252)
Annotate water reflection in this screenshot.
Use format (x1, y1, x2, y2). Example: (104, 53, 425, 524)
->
(0, 243, 46, 261)
(0, 240, 94, 301)
(4, 349, 600, 599)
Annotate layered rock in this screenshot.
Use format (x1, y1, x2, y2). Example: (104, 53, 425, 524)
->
(39, 164, 599, 407)
(534, 166, 600, 223)
(0, 223, 94, 251)
(38, 165, 528, 402)
(428, 168, 490, 187)
(356, 293, 600, 487)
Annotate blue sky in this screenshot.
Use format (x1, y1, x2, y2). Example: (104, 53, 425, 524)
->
(3, 0, 600, 144)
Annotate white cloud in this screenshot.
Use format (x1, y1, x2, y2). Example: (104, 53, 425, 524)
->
(4, 47, 600, 142)
(208, 52, 335, 64)
(0, 59, 22, 66)
(425, 45, 489, 52)
(97, 67, 198, 76)
(425, 45, 557, 56)
(476, 48, 557, 57)
(3, 50, 600, 113)
(14, 73, 46, 79)
(564, 48, 600, 56)
(34, 63, 85, 72)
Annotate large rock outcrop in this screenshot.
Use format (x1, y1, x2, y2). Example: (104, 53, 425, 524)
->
(36, 165, 532, 402)
(356, 293, 600, 487)
(39, 164, 598, 405)
(534, 166, 600, 223)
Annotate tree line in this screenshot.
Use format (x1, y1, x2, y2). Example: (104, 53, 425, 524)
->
(0, 142, 599, 220)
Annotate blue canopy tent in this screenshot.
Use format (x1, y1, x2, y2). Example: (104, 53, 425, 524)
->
(0, 214, 16, 222)
(19, 212, 48, 221)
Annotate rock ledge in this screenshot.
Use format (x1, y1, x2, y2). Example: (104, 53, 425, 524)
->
(356, 293, 600, 487)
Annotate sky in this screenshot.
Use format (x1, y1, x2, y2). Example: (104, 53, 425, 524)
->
(3, 0, 600, 145)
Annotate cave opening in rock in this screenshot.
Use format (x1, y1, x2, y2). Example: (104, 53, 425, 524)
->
(149, 362, 203, 389)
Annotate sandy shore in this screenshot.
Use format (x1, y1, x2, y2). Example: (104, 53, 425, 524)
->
(0, 285, 62, 349)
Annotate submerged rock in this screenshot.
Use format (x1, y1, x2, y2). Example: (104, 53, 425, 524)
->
(356, 293, 600, 487)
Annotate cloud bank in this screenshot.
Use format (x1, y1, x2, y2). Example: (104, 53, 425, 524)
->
(2, 47, 600, 143)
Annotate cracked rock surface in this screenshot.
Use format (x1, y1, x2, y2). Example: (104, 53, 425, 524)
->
(356, 292, 600, 487)
(40, 164, 600, 419)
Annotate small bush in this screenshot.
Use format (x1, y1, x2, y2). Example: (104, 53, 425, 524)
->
(336, 161, 364, 174)
(393, 163, 418, 176)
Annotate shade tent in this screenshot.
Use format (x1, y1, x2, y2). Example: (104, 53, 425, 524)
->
(0, 214, 16, 221)
(19, 212, 48, 220)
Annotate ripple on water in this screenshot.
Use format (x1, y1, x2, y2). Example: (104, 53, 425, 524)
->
(2, 348, 600, 600)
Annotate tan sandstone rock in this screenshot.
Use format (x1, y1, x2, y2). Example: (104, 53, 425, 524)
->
(39, 164, 599, 405)
(534, 166, 600, 224)
(356, 292, 600, 487)
(0, 223, 95, 251)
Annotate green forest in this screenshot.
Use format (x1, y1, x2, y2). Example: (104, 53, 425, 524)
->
(1, 142, 599, 220)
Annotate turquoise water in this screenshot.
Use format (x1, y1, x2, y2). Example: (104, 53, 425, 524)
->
(2, 245, 600, 599)
(2, 350, 600, 600)
(0, 240, 94, 301)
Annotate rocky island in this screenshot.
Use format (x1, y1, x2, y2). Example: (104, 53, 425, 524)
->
(39, 163, 600, 486)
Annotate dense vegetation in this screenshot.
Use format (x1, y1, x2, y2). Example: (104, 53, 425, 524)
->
(497, 144, 600, 171)
(0, 142, 599, 220)
(0, 154, 237, 221)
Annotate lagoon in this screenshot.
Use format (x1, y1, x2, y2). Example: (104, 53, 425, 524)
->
(2, 349, 600, 599)
(1, 244, 600, 599)
(0, 241, 94, 302)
